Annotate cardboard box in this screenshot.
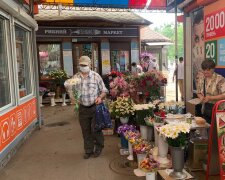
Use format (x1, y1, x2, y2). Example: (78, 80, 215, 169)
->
(186, 98, 202, 116)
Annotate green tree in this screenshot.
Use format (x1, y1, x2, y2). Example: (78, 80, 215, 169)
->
(154, 23, 184, 63)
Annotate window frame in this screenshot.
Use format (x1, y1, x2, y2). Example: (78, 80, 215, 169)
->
(0, 14, 15, 112)
(13, 20, 35, 104)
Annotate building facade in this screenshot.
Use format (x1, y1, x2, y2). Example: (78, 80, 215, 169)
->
(34, 10, 151, 85)
(0, 0, 39, 167)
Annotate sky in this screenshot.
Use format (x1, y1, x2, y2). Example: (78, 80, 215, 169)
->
(135, 12, 176, 29)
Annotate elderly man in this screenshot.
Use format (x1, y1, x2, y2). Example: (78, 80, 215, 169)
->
(72, 56, 108, 159)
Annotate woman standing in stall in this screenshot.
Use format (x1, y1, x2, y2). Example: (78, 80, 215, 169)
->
(196, 60, 225, 123)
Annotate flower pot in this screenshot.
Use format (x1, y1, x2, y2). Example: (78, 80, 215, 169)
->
(39, 95, 44, 107)
(158, 135, 168, 158)
(120, 117, 129, 124)
(146, 172, 156, 180)
(127, 142, 134, 161)
(137, 153, 147, 168)
(61, 93, 67, 106)
(140, 125, 148, 139)
(120, 135, 128, 149)
(157, 135, 169, 164)
(50, 96, 56, 106)
(153, 122, 164, 147)
(147, 126, 153, 141)
(169, 146, 187, 179)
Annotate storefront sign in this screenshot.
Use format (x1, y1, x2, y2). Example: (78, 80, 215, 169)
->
(205, 40, 217, 63)
(0, 98, 37, 152)
(216, 112, 225, 178)
(205, 7, 225, 40)
(36, 27, 139, 37)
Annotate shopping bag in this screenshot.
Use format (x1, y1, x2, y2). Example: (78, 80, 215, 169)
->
(95, 103, 112, 132)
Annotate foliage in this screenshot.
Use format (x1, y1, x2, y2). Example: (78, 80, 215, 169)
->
(48, 69, 68, 85)
(159, 122, 191, 147)
(109, 97, 135, 118)
(136, 108, 154, 126)
(154, 23, 184, 62)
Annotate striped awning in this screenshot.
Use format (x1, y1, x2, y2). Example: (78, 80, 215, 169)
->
(40, 0, 167, 10)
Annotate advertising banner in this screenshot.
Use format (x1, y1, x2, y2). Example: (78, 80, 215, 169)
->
(205, 7, 225, 41)
(0, 98, 37, 152)
(216, 112, 225, 178)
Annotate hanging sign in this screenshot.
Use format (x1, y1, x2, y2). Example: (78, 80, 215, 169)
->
(36, 27, 139, 37)
(205, 7, 225, 41)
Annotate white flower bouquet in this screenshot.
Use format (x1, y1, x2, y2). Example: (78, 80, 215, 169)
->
(157, 101, 185, 114)
(64, 77, 81, 111)
(159, 122, 191, 147)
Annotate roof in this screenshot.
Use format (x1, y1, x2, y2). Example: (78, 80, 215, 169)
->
(140, 26, 173, 43)
(34, 9, 151, 26)
(39, 0, 166, 10)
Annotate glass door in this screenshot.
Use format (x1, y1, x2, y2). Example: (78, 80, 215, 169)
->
(72, 43, 99, 74)
(111, 50, 129, 72)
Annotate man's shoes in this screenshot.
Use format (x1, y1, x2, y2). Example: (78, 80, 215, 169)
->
(93, 149, 102, 158)
(83, 152, 93, 159)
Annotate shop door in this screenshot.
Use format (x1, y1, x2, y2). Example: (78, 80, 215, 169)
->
(110, 42, 130, 73)
(72, 43, 99, 74)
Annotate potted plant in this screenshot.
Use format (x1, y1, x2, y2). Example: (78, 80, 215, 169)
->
(48, 69, 68, 98)
(159, 122, 191, 179)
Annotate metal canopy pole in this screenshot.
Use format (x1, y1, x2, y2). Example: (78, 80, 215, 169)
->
(175, 2, 178, 102)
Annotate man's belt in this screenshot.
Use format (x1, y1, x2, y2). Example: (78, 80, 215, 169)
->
(80, 104, 96, 108)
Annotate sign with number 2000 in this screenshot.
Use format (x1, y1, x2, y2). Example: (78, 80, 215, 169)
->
(205, 7, 225, 40)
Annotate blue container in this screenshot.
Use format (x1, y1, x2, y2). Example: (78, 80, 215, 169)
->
(120, 135, 128, 149)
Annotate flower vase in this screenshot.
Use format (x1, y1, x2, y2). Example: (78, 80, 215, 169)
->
(146, 172, 156, 180)
(153, 122, 164, 147)
(147, 126, 153, 141)
(127, 142, 134, 161)
(137, 153, 147, 168)
(120, 135, 128, 149)
(61, 93, 67, 106)
(55, 86, 61, 99)
(169, 146, 187, 179)
(39, 95, 44, 107)
(140, 125, 148, 140)
(50, 96, 56, 106)
(157, 135, 169, 164)
(120, 117, 129, 124)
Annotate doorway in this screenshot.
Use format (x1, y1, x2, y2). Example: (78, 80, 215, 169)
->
(72, 43, 99, 74)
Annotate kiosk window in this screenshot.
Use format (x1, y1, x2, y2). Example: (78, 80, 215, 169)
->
(38, 44, 61, 77)
(15, 25, 32, 98)
(0, 19, 11, 108)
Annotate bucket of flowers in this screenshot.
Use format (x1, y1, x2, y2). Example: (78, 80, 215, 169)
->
(109, 97, 135, 124)
(159, 122, 191, 179)
(139, 155, 160, 172)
